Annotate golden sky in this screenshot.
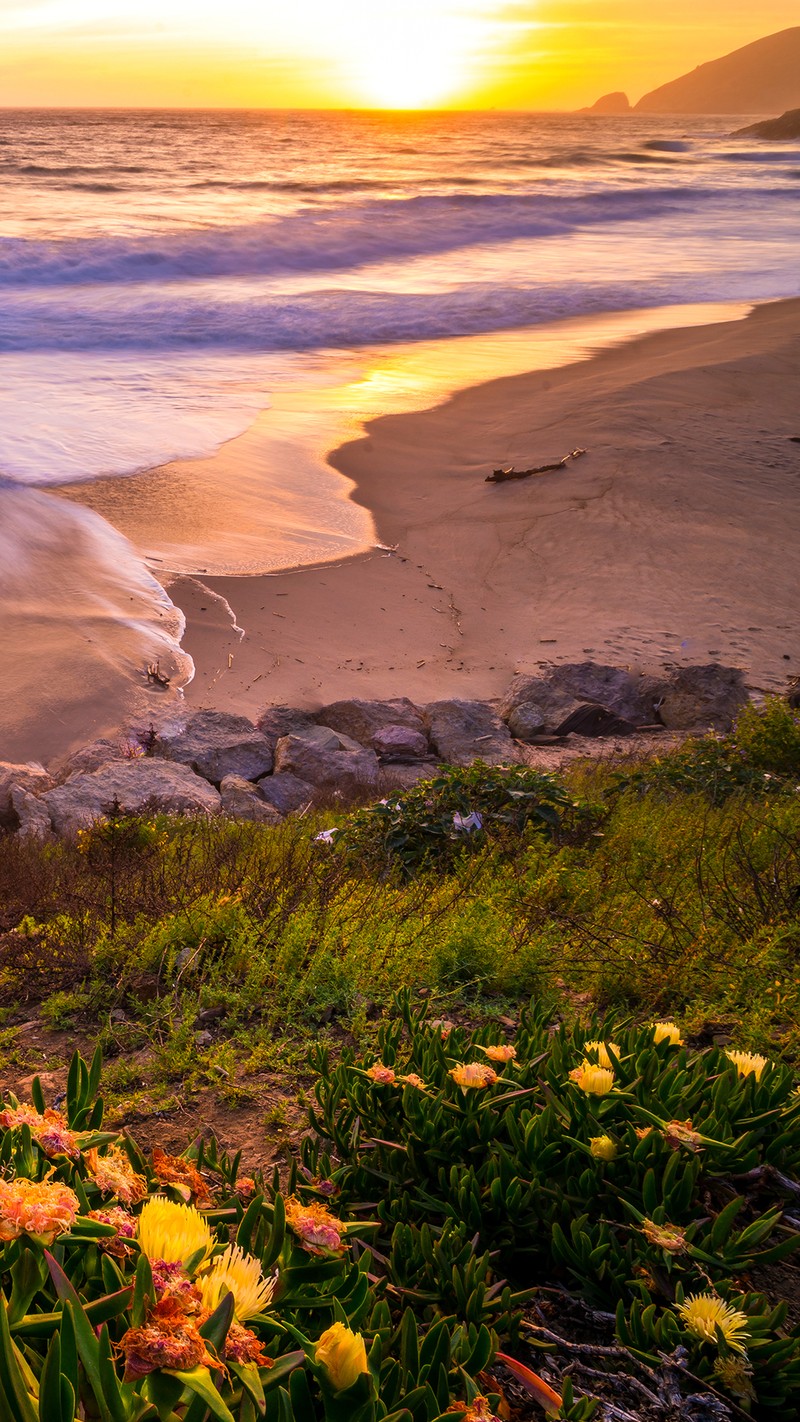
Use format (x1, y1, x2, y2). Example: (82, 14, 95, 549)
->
(0, 0, 798, 110)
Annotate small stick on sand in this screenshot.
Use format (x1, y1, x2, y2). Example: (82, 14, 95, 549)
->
(486, 447, 586, 483)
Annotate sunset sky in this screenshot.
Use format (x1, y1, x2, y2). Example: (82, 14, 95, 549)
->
(1, 1, 798, 111)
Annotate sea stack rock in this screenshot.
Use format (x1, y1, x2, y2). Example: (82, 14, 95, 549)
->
(582, 92, 631, 115)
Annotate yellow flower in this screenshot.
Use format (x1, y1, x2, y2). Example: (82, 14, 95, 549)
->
(449, 1062, 497, 1091)
(0, 1176, 80, 1244)
(86, 1145, 147, 1205)
(713, 1356, 756, 1402)
(478, 1044, 517, 1064)
(677, 1293, 750, 1354)
(589, 1135, 618, 1162)
(726, 1049, 768, 1080)
(316, 1322, 368, 1392)
(569, 1061, 615, 1095)
(653, 1022, 683, 1046)
(199, 1244, 275, 1321)
(642, 1219, 687, 1254)
(583, 1040, 621, 1070)
(137, 1196, 214, 1270)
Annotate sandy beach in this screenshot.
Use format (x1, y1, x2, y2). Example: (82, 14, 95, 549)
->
(12, 297, 800, 765)
(169, 298, 800, 721)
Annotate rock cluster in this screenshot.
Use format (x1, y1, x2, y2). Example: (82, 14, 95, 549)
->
(0, 662, 759, 838)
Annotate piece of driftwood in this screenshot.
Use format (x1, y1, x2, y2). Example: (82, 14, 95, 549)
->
(146, 661, 170, 688)
(486, 447, 586, 483)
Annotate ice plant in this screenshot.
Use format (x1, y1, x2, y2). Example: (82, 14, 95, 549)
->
(478, 1043, 517, 1063)
(642, 1219, 687, 1254)
(315, 1322, 369, 1391)
(224, 1320, 271, 1366)
(0, 1103, 80, 1160)
(0, 1176, 80, 1243)
(677, 1293, 750, 1354)
(285, 1195, 346, 1256)
(88, 1206, 138, 1256)
(569, 1061, 615, 1095)
(137, 1195, 214, 1270)
(664, 1119, 703, 1152)
(589, 1135, 618, 1162)
(86, 1145, 147, 1205)
(653, 1021, 683, 1046)
(152, 1147, 213, 1206)
(400, 1073, 427, 1089)
(430, 1018, 456, 1039)
(726, 1049, 768, 1080)
(447, 1399, 501, 1422)
(450, 1062, 498, 1091)
(119, 1302, 219, 1380)
(583, 1040, 621, 1070)
(199, 1243, 275, 1320)
(366, 1063, 397, 1085)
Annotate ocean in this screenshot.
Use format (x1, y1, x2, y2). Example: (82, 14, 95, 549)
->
(0, 107, 798, 756)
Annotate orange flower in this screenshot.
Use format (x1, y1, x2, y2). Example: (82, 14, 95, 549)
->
(447, 1398, 501, 1421)
(400, 1073, 427, 1089)
(642, 1219, 687, 1254)
(285, 1196, 347, 1256)
(449, 1062, 497, 1091)
(236, 1176, 257, 1200)
(478, 1044, 517, 1064)
(88, 1206, 138, 1257)
(86, 1145, 147, 1205)
(0, 1176, 80, 1243)
(223, 1320, 272, 1367)
(664, 1119, 703, 1152)
(366, 1063, 397, 1085)
(119, 1303, 219, 1380)
(430, 1018, 456, 1039)
(0, 1103, 80, 1160)
(152, 1148, 213, 1207)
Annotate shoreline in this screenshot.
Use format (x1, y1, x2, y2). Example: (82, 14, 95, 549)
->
(4, 296, 800, 767)
(169, 296, 800, 726)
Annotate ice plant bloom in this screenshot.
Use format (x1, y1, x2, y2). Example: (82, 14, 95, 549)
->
(447, 1399, 501, 1422)
(583, 1040, 621, 1070)
(0, 1176, 80, 1243)
(664, 1119, 703, 1152)
(569, 1062, 615, 1096)
(152, 1147, 213, 1206)
(137, 1196, 214, 1270)
(653, 1021, 683, 1046)
(150, 1260, 201, 1310)
(86, 1145, 147, 1205)
(400, 1073, 426, 1089)
(589, 1135, 618, 1162)
(366, 1063, 397, 1085)
(224, 1320, 271, 1366)
(479, 1044, 517, 1064)
(677, 1293, 750, 1354)
(199, 1243, 275, 1321)
(0, 1103, 80, 1160)
(642, 1219, 687, 1254)
(450, 1062, 497, 1091)
(726, 1049, 768, 1080)
(88, 1206, 138, 1257)
(119, 1303, 219, 1380)
(285, 1196, 346, 1256)
(316, 1322, 369, 1391)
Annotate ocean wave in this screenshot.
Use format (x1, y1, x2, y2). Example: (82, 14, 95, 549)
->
(0, 187, 721, 289)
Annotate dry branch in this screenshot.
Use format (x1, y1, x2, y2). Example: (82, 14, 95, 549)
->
(486, 446, 586, 483)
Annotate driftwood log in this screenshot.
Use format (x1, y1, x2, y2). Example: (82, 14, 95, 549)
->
(486, 447, 586, 484)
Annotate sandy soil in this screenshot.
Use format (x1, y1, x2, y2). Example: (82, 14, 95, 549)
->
(169, 298, 800, 722)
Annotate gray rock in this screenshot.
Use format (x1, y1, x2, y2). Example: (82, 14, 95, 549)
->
(219, 775, 283, 824)
(55, 738, 128, 783)
(41, 761, 221, 836)
(258, 772, 316, 816)
(316, 697, 425, 747)
(0, 763, 53, 823)
(257, 705, 318, 747)
(9, 785, 52, 839)
(506, 702, 548, 741)
(274, 725, 380, 796)
(424, 700, 523, 766)
(547, 662, 666, 725)
(378, 762, 442, 794)
(499, 675, 583, 731)
(372, 724, 430, 762)
(154, 711, 273, 784)
(657, 664, 749, 731)
(552, 705, 638, 738)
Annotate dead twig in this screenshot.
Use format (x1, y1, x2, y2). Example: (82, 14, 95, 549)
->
(486, 447, 586, 484)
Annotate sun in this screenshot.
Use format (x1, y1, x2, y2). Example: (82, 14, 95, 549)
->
(333, 5, 485, 109)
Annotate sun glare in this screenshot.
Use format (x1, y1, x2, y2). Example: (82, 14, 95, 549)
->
(336, 7, 484, 109)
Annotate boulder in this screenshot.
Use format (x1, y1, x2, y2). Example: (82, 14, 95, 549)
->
(9, 785, 52, 839)
(273, 726, 380, 797)
(0, 763, 53, 824)
(500, 676, 583, 733)
(424, 700, 522, 766)
(372, 724, 430, 762)
(657, 664, 749, 731)
(316, 697, 425, 747)
(552, 705, 638, 737)
(733, 108, 800, 140)
(506, 702, 548, 741)
(378, 762, 442, 795)
(258, 772, 316, 816)
(257, 705, 318, 747)
(547, 662, 666, 725)
(219, 775, 283, 825)
(55, 738, 128, 783)
(154, 711, 273, 784)
(41, 761, 221, 836)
